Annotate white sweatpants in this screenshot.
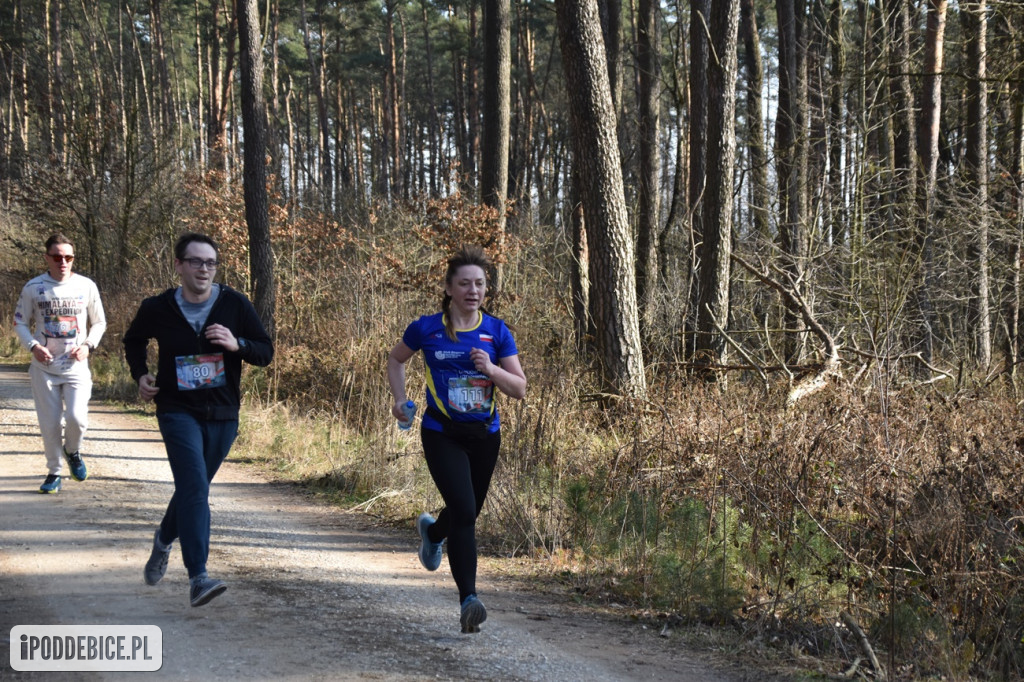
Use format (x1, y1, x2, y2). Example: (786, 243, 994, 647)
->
(29, 364, 93, 475)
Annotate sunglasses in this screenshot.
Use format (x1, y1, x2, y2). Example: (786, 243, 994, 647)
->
(48, 254, 75, 263)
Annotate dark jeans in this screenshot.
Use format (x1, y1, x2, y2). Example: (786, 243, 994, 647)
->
(421, 427, 501, 603)
(156, 412, 238, 578)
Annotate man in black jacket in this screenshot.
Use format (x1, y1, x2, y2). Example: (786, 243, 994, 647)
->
(124, 232, 273, 607)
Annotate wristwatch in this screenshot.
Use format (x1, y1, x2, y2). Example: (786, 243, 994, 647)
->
(237, 338, 247, 351)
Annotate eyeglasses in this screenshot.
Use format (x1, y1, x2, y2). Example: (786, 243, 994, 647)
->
(182, 258, 219, 270)
(48, 254, 74, 263)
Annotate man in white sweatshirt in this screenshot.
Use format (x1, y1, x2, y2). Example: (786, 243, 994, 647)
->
(13, 233, 107, 493)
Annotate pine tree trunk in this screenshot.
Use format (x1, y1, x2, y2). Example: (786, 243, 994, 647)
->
(1008, 42, 1024, 383)
(963, 1, 991, 369)
(556, 0, 646, 399)
(827, 0, 845, 246)
(686, 0, 709, 361)
(481, 0, 511, 293)
(635, 0, 660, 336)
(915, 0, 947, 366)
(776, 0, 808, 365)
(741, 0, 768, 241)
(694, 0, 741, 373)
(887, 0, 916, 215)
(237, 0, 275, 334)
(421, 1, 441, 197)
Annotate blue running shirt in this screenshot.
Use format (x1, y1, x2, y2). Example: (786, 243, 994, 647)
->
(402, 311, 518, 434)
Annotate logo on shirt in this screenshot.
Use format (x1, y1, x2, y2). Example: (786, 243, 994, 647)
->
(434, 350, 463, 360)
(479, 334, 493, 343)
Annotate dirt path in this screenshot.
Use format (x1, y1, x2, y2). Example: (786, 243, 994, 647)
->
(0, 363, 775, 681)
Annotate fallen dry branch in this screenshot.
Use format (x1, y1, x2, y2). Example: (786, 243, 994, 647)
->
(845, 347, 955, 383)
(840, 611, 886, 681)
(731, 254, 842, 407)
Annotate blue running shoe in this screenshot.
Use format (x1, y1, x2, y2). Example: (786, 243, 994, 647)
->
(63, 448, 88, 482)
(460, 594, 487, 633)
(39, 474, 61, 494)
(417, 512, 443, 571)
(189, 574, 227, 607)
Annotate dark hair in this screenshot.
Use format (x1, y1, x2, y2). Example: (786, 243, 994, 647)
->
(442, 245, 490, 342)
(45, 233, 73, 252)
(174, 232, 219, 261)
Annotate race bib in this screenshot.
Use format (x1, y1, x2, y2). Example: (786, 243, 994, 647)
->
(175, 353, 226, 391)
(44, 315, 79, 338)
(447, 376, 494, 414)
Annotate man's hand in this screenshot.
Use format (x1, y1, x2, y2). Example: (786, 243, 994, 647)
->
(138, 374, 159, 402)
(69, 344, 90, 362)
(205, 323, 239, 352)
(31, 344, 53, 365)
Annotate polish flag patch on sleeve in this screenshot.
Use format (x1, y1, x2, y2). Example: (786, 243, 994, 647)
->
(479, 334, 494, 343)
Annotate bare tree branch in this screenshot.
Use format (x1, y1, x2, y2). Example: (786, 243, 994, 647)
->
(732, 253, 841, 406)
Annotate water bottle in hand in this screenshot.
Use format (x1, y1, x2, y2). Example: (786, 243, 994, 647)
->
(398, 400, 417, 430)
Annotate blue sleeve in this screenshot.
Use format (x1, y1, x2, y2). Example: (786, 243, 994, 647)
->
(496, 320, 518, 359)
(401, 317, 423, 352)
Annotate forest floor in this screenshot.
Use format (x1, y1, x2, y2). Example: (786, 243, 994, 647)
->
(0, 362, 803, 681)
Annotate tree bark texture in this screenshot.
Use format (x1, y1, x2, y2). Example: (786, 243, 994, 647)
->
(775, 0, 808, 364)
(963, 1, 990, 369)
(237, 0, 276, 334)
(686, 0, 709, 360)
(693, 0, 741, 371)
(635, 0, 660, 335)
(826, 0, 845, 246)
(886, 0, 917, 214)
(556, 0, 646, 399)
(915, 0, 947, 365)
(741, 0, 769, 241)
(481, 0, 511, 292)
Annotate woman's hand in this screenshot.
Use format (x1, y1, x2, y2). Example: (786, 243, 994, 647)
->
(387, 341, 416, 418)
(470, 347, 496, 376)
(475, 350, 526, 400)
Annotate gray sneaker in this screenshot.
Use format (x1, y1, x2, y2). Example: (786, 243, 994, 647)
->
(144, 530, 172, 586)
(190, 574, 226, 607)
(460, 594, 487, 633)
(417, 512, 444, 571)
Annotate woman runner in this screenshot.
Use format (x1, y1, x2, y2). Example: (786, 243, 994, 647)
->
(387, 245, 527, 633)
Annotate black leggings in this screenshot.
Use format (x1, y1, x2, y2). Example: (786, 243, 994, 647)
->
(421, 427, 501, 603)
